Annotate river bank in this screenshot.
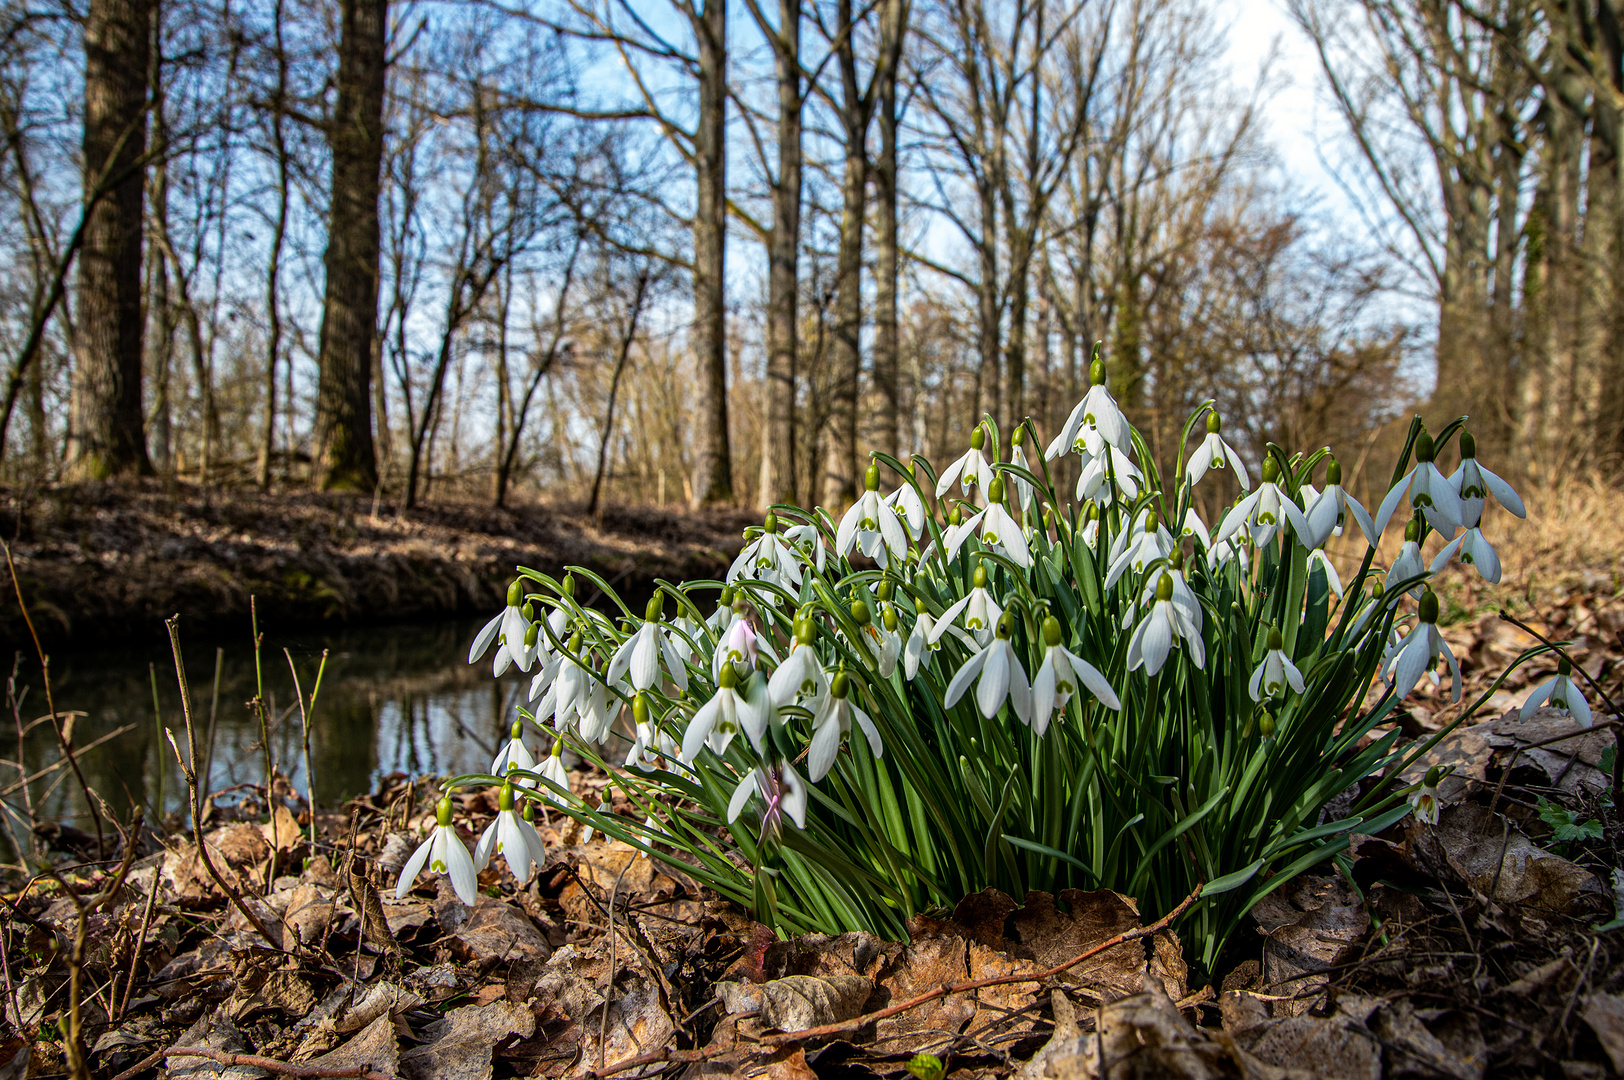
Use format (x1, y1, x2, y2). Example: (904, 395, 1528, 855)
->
(0, 481, 752, 652)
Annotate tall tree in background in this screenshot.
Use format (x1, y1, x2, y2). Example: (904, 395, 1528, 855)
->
(68, 0, 153, 478)
(312, 0, 387, 491)
(690, 0, 731, 506)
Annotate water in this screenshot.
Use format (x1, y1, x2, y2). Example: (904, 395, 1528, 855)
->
(0, 617, 531, 860)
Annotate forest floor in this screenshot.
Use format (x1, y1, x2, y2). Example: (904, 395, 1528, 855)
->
(0, 481, 753, 652)
(3, 581, 1623, 1080)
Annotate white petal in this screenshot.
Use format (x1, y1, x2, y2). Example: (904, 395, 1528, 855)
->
(727, 772, 759, 823)
(469, 613, 503, 664)
(631, 627, 660, 691)
(945, 647, 991, 708)
(682, 696, 722, 763)
(1284, 657, 1306, 695)
(1065, 651, 1120, 710)
(1345, 492, 1378, 545)
(1185, 437, 1216, 487)
(851, 704, 883, 757)
(444, 830, 480, 907)
(836, 501, 862, 556)
(1223, 440, 1252, 489)
(1374, 473, 1414, 537)
(929, 595, 973, 645)
(395, 835, 434, 899)
(780, 766, 809, 828)
(808, 715, 842, 781)
(1141, 610, 1173, 676)
(1481, 465, 1525, 517)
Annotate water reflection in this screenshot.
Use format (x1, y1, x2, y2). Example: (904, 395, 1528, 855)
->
(1, 618, 528, 862)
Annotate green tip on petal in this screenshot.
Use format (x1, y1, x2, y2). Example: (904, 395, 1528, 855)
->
(1042, 616, 1062, 647)
(632, 692, 649, 725)
(851, 599, 872, 626)
(970, 426, 986, 451)
(831, 671, 850, 699)
(988, 475, 1006, 503)
(436, 797, 455, 827)
(507, 581, 524, 607)
(1156, 572, 1174, 602)
(1459, 431, 1477, 460)
(1415, 432, 1436, 463)
(1267, 626, 1283, 651)
(973, 562, 988, 589)
(1326, 458, 1342, 486)
(1261, 458, 1279, 484)
(1206, 410, 1221, 434)
(864, 462, 881, 491)
(1419, 589, 1439, 624)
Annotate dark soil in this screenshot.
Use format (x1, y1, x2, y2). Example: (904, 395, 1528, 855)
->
(0, 481, 754, 654)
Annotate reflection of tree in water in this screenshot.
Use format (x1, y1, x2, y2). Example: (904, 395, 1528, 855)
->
(5, 617, 528, 842)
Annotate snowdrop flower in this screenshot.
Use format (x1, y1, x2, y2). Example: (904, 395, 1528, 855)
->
(1304, 459, 1378, 549)
(682, 663, 770, 761)
(884, 480, 928, 543)
(1215, 458, 1311, 549)
(1430, 524, 1495, 582)
(727, 759, 809, 841)
(768, 617, 831, 707)
(574, 679, 617, 745)
(1383, 590, 1460, 703)
(838, 464, 909, 565)
(729, 514, 804, 592)
(1053, 352, 1131, 454)
(529, 632, 585, 711)
(851, 601, 903, 678)
(1186, 410, 1250, 490)
(1410, 766, 1445, 826)
(946, 475, 1031, 568)
(1076, 445, 1143, 505)
(1521, 658, 1592, 727)
(1080, 502, 1100, 551)
(1309, 549, 1344, 598)
(1249, 627, 1305, 701)
(706, 587, 739, 638)
(929, 562, 1003, 647)
(470, 581, 528, 665)
(808, 670, 884, 781)
(936, 425, 993, 498)
(1180, 508, 1211, 550)
(396, 797, 478, 907)
(944, 613, 1032, 724)
(1009, 428, 1038, 509)
(491, 719, 536, 787)
(1106, 510, 1174, 588)
(1030, 617, 1120, 736)
(536, 738, 571, 807)
(903, 599, 938, 680)
(1209, 533, 1248, 570)
(782, 521, 827, 575)
(1375, 431, 1463, 538)
(1451, 432, 1525, 527)
(1128, 572, 1206, 675)
(713, 613, 776, 681)
(474, 782, 548, 884)
(1121, 556, 1201, 634)
(608, 595, 692, 694)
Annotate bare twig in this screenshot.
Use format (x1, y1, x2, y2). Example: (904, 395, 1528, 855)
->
(115, 850, 163, 1021)
(585, 885, 1204, 1078)
(163, 1047, 397, 1080)
(286, 647, 329, 852)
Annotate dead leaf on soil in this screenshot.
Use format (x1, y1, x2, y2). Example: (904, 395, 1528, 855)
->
(1220, 990, 1380, 1080)
(1583, 992, 1624, 1074)
(450, 896, 551, 965)
(1251, 876, 1370, 1016)
(1416, 803, 1602, 914)
(715, 973, 872, 1031)
(301, 1015, 400, 1078)
(398, 1000, 534, 1080)
(167, 1016, 268, 1080)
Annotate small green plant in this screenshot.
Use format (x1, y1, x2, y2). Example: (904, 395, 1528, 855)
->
(399, 345, 1573, 977)
(907, 1052, 947, 1080)
(1536, 796, 1604, 854)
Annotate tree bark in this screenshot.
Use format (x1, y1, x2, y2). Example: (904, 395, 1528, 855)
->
(758, 0, 801, 508)
(312, 0, 387, 492)
(68, 0, 153, 479)
(690, 0, 732, 507)
(258, 0, 291, 490)
(872, 3, 902, 460)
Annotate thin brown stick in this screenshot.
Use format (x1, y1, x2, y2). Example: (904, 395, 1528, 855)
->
(115, 853, 164, 1021)
(585, 884, 1204, 1079)
(163, 1047, 397, 1080)
(2, 537, 103, 850)
(108, 1047, 166, 1080)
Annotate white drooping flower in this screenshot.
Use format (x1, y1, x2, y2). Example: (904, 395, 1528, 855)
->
(1383, 590, 1460, 703)
(1105, 509, 1174, 589)
(854, 604, 903, 678)
(1079, 502, 1101, 551)
(768, 620, 832, 709)
(491, 719, 536, 787)
(623, 693, 679, 771)
(885, 482, 928, 543)
(728, 516, 804, 592)
(1076, 445, 1143, 506)
(904, 599, 969, 680)
(607, 596, 691, 694)
(1309, 548, 1344, 598)
(727, 759, 809, 838)
(1185, 410, 1250, 490)
(1304, 458, 1378, 549)
(396, 797, 479, 907)
(713, 614, 777, 681)
(1249, 627, 1306, 701)
(1180, 507, 1212, 551)
(1128, 572, 1206, 675)
(1450, 431, 1525, 528)
(1410, 765, 1446, 826)
(1030, 617, 1120, 736)
(1053, 353, 1132, 453)
(1121, 560, 1201, 635)
(536, 738, 571, 807)
(936, 427, 993, 498)
(944, 614, 1032, 724)
(807, 671, 883, 782)
(469, 580, 526, 665)
(1009, 435, 1038, 509)
(682, 664, 770, 761)
(1375, 431, 1463, 538)
(474, 782, 548, 884)
(1215, 458, 1310, 549)
(945, 474, 1031, 568)
(1521, 658, 1592, 727)
(782, 521, 828, 575)
(838, 464, 909, 566)
(929, 562, 1004, 647)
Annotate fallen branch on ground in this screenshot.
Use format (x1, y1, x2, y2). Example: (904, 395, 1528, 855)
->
(164, 1047, 397, 1080)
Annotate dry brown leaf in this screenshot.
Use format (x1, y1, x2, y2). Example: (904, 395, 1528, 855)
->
(1085, 983, 1246, 1079)
(1220, 991, 1381, 1080)
(714, 974, 872, 1031)
(450, 896, 551, 965)
(398, 1001, 534, 1080)
(301, 1015, 399, 1078)
(1583, 992, 1624, 1074)
(167, 1016, 268, 1080)
(1417, 803, 1601, 913)
(1369, 999, 1486, 1080)
(279, 882, 334, 945)
(1009, 889, 1148, 1002)
(1251, 876, 1370, 1016)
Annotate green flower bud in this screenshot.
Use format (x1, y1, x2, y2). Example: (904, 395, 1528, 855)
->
(1405, 515, 1422, 542)
(1043, 507, 1053, 529)
(1156, 572, 1174, 602)
(1558, 656, 1572, 676)
(1261, 458, 1279, 484)
(1267, 626, 1283, 651)
(632, 692, 649, 725)
(883, 604, 899, 632)
(1042, 616, 1063, 647)
(949, 505, 963, 527)
(510, 718, 524, 740)
(996, 612, 1015, 639)
(851, 599, 872, 626)
(1424, 765, 1447, 788)
(646, 594, 665, 622)
(1415, 432, 1436, 463)
(970, 426, 986, 451)
(764, 511, 778, 534)
(988, 475, 1006, 503)
(914, 596, 928, 615)
(498, 782, 515, 812)
(435, 797, 455, 827)
(524, 621, 539, 647)
(795, 618, 818, 646)
(521, 601, 535, 622)
(1144, 511, 1159, 534)
(522, 800, 536, 823)
(719, 586, 735, 608)
(507, 581, 524, 607)
(1089, 343, 1105, 385)
(567, 631, 582, 653)
(718, 663, 739, 690)
(1326, 458, 1342, 486)
(831, 670, 850, 699)
(1259, 711, 1276, 738)
(1419, 589, 1439, 624)
(1372, 579, 1385, 598)
(562, 573, 575, 598)
(878, 580, 895, 602)
(865, 462, 881, 492)
(1170, 548, 1185, 571)
(973, 562, 988, 588)
(550, 737, 562, 757)
(1087, 502, 1099, 522)
(1206, 410, 1222, 434)
(1460, 431, 1477, 460)
(1012, 426, 1025, 447)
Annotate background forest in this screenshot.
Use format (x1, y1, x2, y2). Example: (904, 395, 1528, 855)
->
(6, 0, 1621, 514)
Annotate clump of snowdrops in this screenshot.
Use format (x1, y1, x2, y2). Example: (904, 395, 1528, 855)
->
(399, 349, 1573, 973)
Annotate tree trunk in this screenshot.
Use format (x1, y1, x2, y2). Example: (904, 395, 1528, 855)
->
(823, 144, 865, 509)
(873, 27, 900, 461)
(759, 0, 801, 508)
(259, 1, 289, 490)
(312, 0, 386, 492)
(589, 270, 651, 516)
(690, 0, 732, 507)
(68, 0, 152, 479)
